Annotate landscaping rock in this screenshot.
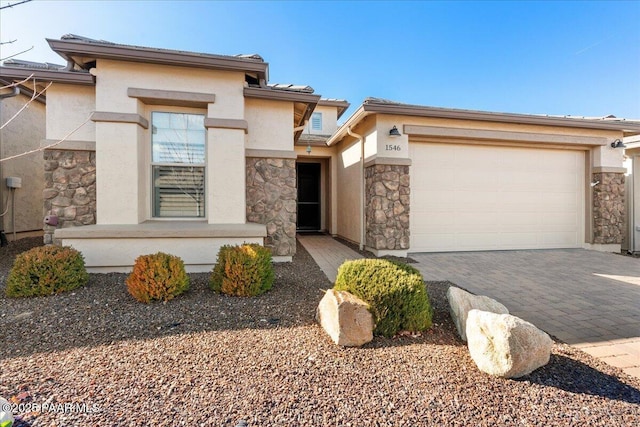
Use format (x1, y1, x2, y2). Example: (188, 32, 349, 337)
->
(316, 289, 374, 347)
(466, 309, 553, 378)
(447, 286, 509, 342)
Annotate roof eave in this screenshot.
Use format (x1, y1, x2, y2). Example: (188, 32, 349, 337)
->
(0, 66, 95, 85)
(318, 99, 351, 119)
(244, 86, 321, 104)
(47, 38, 269, 80)
(362, 101, 640, 134)
(328, 101, 640, 145)
(327, 105, 368, 146)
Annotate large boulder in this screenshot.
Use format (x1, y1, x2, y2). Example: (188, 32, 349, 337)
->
(466, 309, 553, 378)
(446, 286, 509, 342)
(316, 289, 374, 347)
(0, 396, 14, 427)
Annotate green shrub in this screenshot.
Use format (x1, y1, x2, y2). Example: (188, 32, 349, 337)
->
(210, 244, 274, 297)
(334, 258, 432, 337)
(126, 252, 190, 303)
(6, 245, 89, 297)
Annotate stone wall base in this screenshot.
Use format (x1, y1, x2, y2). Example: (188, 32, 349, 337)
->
(583, 243, 622, 253)
(592, 172, 624, 245)
(246, 157, 297, 257)
(365, 164, 410, 251)
(365, 247, 409, 258)
(43, 149, 96, 244)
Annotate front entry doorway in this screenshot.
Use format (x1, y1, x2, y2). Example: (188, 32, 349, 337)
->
(297, 162, 321, 231)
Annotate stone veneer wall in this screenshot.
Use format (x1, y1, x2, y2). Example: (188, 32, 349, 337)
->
(365, 164, 410, 250)
(246, 158, 297, 257)
(43, 150, 96, 244)
(592, 172, 625, 244)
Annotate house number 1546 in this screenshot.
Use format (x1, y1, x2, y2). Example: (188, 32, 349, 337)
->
(385, 144, 401, 151)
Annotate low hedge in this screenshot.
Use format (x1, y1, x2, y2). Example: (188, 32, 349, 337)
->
(334, 258, 432, 337)
(210, 244, 274, 297)
(6, 245, 89, 297)
(126, 252, 190, 303)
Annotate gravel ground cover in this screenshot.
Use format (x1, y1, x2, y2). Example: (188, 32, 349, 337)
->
(1, 237, 639, 426)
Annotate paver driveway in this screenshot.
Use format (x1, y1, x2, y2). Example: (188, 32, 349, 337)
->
(412, 249, 640, 378)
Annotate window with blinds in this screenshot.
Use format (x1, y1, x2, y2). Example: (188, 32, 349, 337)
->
(311, 112, 322, 131)
(151, 112, 205, 217)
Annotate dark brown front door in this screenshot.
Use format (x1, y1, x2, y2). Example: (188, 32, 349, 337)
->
(296, 163, 321, 231)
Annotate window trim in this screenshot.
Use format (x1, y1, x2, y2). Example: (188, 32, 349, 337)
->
(311, 112, 322, 131)
(149, 109, 207, 219)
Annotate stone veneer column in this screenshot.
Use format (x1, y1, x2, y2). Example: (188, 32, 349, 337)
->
(592, 171, 625, 244)
(365, 164, 410, 251)
(43, 150, 96, 244)
(246, 158, 297, 257)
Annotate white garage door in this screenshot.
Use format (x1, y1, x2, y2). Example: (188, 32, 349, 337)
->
(410, 143, 585, 252)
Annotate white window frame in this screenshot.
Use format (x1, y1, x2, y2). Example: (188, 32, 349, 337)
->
(311, 112, 322, 131)
(150, 110, 207, 219)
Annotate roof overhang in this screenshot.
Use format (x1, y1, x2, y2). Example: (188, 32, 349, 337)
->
(0, 78, 47, 104)
(244, 86, 321, 142)
(0, 66, 94, 92)
(327, 99, 640, 146)
(47, 38, 269, 81)
(317, 99, 350, 119)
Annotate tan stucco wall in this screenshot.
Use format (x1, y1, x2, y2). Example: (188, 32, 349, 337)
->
(95, 122, 142, 224)
(46, 84, 95, 141)
(87, 60, 248, 224)
(245, 98, 293, 151)
(0, 92, 45, 235)
(94, 60, 245, 118)
(303, 105, 339, 136)
(335, 139, 362, 243)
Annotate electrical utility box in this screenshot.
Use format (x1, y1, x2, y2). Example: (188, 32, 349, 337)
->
(5, 177, 22, 189)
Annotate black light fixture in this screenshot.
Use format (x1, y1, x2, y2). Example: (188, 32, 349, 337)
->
(306, 144, 312, 155)
(389, 125, 401, 137)
(611, 139, 626, 149)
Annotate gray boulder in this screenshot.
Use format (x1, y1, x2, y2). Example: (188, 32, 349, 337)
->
(446, 286, 509, 342)
(466, 309, 553, 378)
(316, 289, 374, 347)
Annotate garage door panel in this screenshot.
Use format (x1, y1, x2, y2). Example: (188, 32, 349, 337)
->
(455, 232, 501, 249)
(457, 170, 498, 189)
(540, 231, 579, 246)
(413, 190, 454, 211)
(410, 143, 584, 252)
(498, 232, 539, 247)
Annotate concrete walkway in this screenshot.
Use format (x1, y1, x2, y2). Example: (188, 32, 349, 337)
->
(298, 234, 640, 379)
(297, 234, 362, 283)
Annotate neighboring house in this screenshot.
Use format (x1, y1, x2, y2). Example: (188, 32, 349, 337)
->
(622, 134, 640, 253)
(0, 66, 47, 242)
(1, 34, 639, 271)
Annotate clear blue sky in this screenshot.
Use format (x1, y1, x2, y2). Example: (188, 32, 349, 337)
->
(1, 0, 639, 121)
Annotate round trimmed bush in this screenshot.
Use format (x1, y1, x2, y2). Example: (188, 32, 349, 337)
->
(5, 245, 89, 297)
(333, 258, 432, 337)
(210, 244, 274, 297)
(126, 252, 190, 303)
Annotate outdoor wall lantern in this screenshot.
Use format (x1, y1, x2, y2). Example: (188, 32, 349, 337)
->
(306, 145, 312, 154)
(611, 139, 626, 149)
(389, 126, 401, 137)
